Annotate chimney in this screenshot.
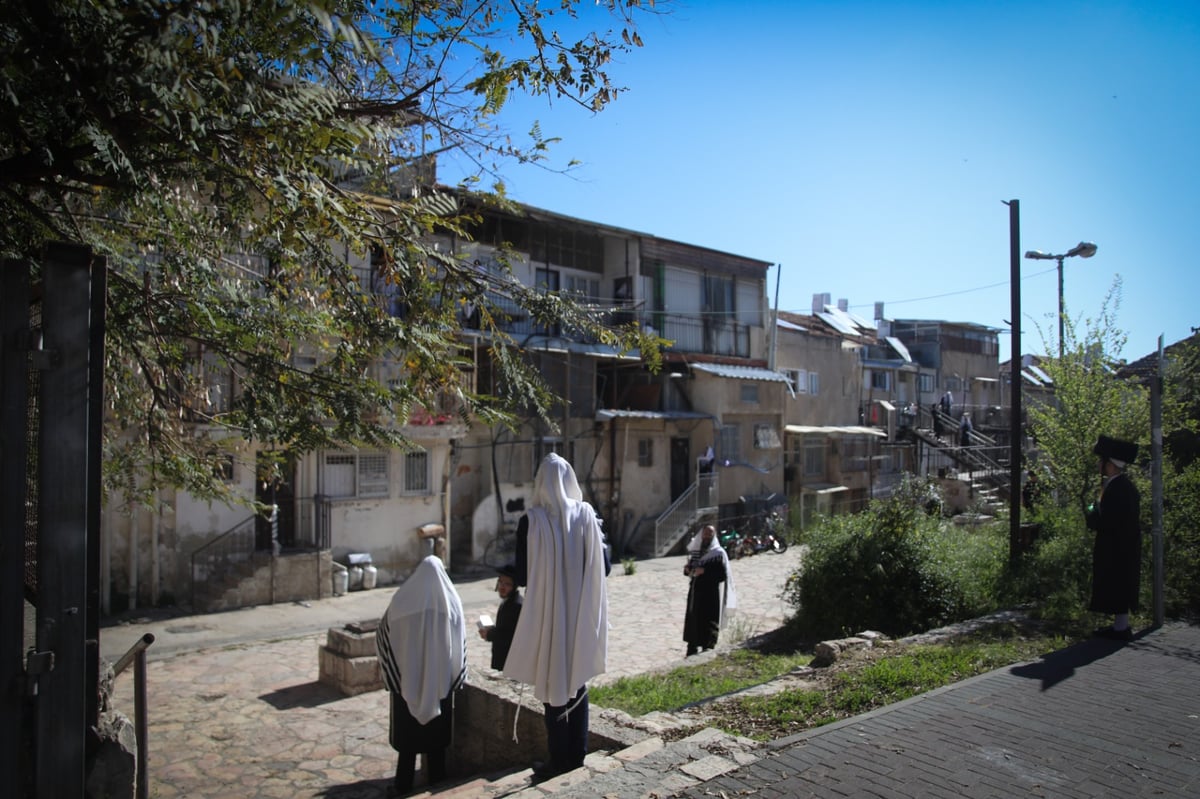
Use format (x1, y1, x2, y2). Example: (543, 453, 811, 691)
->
(837, 298, 849, 312)
(874, 302, 885, 322)
(812, 292, 831, 314)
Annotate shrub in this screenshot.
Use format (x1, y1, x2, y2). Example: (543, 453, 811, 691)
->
(784, 477, 1006, 640)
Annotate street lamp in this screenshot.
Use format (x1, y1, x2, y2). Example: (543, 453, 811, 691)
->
(1023, 241, 1098, 360)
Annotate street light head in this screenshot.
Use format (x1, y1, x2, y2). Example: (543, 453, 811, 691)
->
(1024, 250, 1052, 260)
(1068, 241, 1098, 259)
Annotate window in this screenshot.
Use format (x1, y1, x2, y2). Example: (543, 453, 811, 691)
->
(841, 436, 871, 472)
(637, 438, 653, 467)
(323, 450, 390, 498)
(804, 437, 825, 477)
(754, 424, 781, 450)
(564, 273, 601, 302)
(212, 453, 235, 483)
(786, 368, 807, 395)
(402, 450, 430, 495)
(718, 424, 740, 464)
(918, 373, 934, 393)
(871, 370, 890, 390)
(808, 372, 820, 396)
(740, 383, 759, 404)
(702, 274, 734, 320)
(945, 376, 962, 392)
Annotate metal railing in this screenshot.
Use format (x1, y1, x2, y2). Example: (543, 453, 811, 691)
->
(190, 497, 333, 611)
(112, 632, 155, 799)
(653, 473, 717, 556)
(189, 515, 259, 611)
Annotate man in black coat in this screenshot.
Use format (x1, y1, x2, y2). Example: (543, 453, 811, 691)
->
(1085, 435, 1141, 642)
(479, 564, 522, 670)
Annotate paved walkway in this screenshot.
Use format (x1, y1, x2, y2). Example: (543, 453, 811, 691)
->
(101, 550, 801, 797)
(101, 553, 1200, 798)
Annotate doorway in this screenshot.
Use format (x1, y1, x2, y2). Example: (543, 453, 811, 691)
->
(670, 437, 691, 502)
(256, 453, 296, 551)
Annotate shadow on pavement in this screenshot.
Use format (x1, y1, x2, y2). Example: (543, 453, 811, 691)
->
(259, 680, 347, 709)
(315, 778, 391, 798)
(1008, 634, 1132, 691)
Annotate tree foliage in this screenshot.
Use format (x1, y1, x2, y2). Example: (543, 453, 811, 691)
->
(1025, 279, 1148, 516)
(2, 0, 662, 505)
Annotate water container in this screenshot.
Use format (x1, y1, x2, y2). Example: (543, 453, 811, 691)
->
(349, 565, 364, 590)
(332, 568, 349, 596)
(362, 564, 378, 590)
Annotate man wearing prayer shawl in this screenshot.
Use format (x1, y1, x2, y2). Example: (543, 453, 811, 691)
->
(504, 454, 610, 780)
(683, 524, 737, 656)
(376, 555, 467, 795)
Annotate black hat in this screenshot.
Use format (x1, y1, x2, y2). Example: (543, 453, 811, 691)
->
(496, 563, 517, 579)
(1093, 435, 1137, 467)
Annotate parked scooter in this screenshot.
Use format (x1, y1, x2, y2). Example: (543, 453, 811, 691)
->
(718, 527, 743, 558)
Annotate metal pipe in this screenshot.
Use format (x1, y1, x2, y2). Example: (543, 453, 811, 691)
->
(1007, 200, 1022, 563)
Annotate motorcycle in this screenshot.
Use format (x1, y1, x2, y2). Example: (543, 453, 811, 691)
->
(760, 512, 789, 554)
(718, 527, 743, 559)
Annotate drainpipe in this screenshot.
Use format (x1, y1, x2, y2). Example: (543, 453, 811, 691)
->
(129, 502, 139, 611)
(769, 264, 781, 370)
(442, 442, 454, 570)
(151, 493, 161, 607)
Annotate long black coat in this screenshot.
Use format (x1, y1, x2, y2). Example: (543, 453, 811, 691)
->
(489, 591, 522, 670)
(1086, 472, 1141, 614)
(683, 548, 727, 649)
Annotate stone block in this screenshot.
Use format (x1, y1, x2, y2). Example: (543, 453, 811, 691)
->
(318, 645, 382, 696)
(324, 624, 379, 658)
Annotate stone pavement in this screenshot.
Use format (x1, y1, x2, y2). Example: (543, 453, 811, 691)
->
(101, 554, 1200, 799)
(101, 549, 801, 797)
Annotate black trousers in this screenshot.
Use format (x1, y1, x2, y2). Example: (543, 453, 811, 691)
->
(394, 748, 445, 793)
(544, 685, 589, 772)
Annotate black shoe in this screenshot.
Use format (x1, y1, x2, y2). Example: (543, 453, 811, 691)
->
(1092, 625, 1133, 642)
(530, 761, 562, 783)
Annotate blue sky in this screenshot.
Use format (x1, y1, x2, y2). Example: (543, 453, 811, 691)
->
(441, 0, 1198, 363)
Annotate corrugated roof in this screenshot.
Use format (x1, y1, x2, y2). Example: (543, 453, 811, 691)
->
(594, 409, 712, 422)
(885, 336, 913, 362)
(690, 363, 793, 384)
(784, 425, 887, 437)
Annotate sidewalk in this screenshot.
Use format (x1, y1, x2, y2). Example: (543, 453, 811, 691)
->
(671, 622, 1200, 799)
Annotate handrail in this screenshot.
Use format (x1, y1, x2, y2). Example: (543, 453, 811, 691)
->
(189, 515, 257, 610)
(653, 473, 717, 556)
(113, 633, 155, 799)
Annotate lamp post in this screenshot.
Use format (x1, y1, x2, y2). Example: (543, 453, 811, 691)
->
(1023, 241, 1098, 360)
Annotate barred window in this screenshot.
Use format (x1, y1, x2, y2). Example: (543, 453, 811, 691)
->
(323, 451, 389, 498)
(718, 424, 741, 463)
(403, 450, 430, 495)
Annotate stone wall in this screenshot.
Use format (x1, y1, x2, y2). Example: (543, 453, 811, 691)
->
(317, 623, 645, 777)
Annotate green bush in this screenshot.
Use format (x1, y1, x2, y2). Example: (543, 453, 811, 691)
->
(997, 503, 1094, 621)
(1164, 461, 1200, 618)
(784, 477, 1006, 640)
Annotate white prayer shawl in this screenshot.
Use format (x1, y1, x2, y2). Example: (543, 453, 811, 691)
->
(503, 454, 609, 707)
(686, 532, 738, 627)
(376, 556, 467, 725)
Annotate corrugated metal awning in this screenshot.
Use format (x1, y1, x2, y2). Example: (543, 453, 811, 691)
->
(595, 409, 712, 422)
(800, 482, 850, 495)
(690, 362, 793, 384)
(784, 425, 887, 438)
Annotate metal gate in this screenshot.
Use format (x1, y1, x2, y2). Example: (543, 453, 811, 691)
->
(1, 243, 107, 798)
